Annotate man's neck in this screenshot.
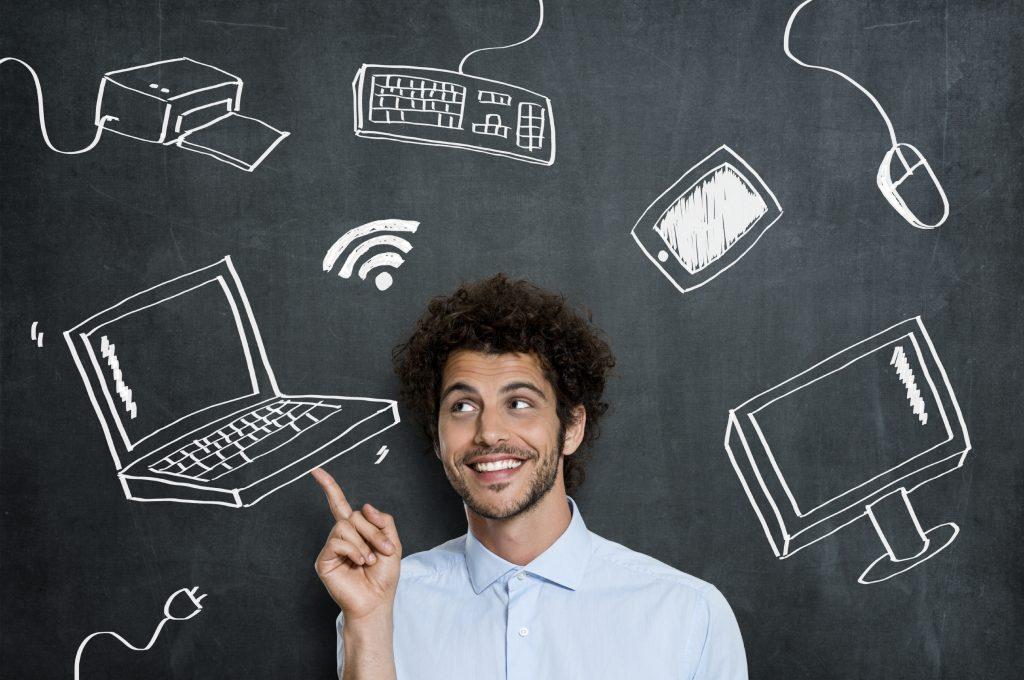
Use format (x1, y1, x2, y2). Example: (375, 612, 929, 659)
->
(466, 488, 573, 567)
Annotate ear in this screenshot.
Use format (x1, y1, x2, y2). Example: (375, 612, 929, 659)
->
(561, 405, 587, 456)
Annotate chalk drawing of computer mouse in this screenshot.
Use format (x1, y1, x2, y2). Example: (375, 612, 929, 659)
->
(784, 0, 950, 229)
(876, 142, 949, 229)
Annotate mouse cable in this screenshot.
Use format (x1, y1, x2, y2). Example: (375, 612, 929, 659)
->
(1, 57, 116, 154)
(783, 0, 899, 149)
(458, 0, 544, 74)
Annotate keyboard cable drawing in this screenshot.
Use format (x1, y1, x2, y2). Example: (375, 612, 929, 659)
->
(784, 0, 949, 229)
(1, 56, 288, 171)
(725, 317, 970, 584)
(322, 219, 420, 292)
(352, 0, 555, 165)
(64, 256, 400, 508)
(73, 586, 206, 680)
(631, 145, 783, 295)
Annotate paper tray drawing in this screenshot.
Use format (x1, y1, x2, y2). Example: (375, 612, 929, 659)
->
(64, 257, 399, 508)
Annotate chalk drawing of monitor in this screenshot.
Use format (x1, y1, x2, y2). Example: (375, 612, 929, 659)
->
(725, 317, 970, 584)
(64, 257, 399, 508)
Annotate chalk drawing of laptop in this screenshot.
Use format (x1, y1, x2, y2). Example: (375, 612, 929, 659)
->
(64, 256, 399, 508)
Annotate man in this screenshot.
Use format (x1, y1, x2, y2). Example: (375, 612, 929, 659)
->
(312, 274, 747, 679)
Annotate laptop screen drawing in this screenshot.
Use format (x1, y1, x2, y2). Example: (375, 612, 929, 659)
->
(83, 278, 259, 451)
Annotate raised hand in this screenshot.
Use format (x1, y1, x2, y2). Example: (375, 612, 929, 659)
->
(311, 468, 402, 623)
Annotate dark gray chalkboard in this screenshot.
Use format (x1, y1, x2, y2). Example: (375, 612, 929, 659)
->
(2, 1, 1022, 678)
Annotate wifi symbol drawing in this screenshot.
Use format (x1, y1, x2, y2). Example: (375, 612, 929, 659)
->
(322, 219, 419, 291)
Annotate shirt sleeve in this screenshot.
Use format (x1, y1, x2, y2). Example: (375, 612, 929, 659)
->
(335, 610, 345, 679)
(691, 586, 748, 680)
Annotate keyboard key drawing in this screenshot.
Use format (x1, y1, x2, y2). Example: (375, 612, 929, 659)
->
(64, 256, 400, 508)
(352, 0, 554, 165)
(631, 145, 782, 295)
(1, 56, 288, 172)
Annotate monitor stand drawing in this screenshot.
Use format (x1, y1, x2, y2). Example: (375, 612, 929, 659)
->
(64, 256, 400, 508)
(859, 486, 959, 584)
(725, 317, 970, 584)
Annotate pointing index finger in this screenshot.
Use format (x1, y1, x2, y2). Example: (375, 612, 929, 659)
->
(310, 467, 353, 521)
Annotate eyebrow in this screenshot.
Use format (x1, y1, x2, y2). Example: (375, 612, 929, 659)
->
(440, 381, 548, 403)
(501, 381, 547, 401)
(440, 382, 477, 403)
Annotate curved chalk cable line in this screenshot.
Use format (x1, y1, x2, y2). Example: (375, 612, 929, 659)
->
(73, 587, 205, 680)
(458, 0, 544, 74)
(73, 618, 172, 679)
(783, 0, 899, 149)
(0, 57, 114, 154)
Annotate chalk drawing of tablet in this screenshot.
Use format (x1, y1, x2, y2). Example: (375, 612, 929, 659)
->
(631, 145, 782, 294)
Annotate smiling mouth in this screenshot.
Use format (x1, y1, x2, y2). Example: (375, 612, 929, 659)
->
(469, 458, 524, 473)
(464, 457, 529, 484)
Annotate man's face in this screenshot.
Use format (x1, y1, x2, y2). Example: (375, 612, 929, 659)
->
(436, 350, 583, 520)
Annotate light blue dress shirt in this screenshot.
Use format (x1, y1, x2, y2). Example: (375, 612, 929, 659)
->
(336, 496, 747, 679)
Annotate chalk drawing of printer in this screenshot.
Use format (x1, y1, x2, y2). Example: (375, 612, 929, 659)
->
(96, 57, 288, 172)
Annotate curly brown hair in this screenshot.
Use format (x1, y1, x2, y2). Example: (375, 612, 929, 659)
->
(392, 274, 616, 495)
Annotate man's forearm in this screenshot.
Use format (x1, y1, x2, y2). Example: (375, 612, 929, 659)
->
(342, 610, 397, 680)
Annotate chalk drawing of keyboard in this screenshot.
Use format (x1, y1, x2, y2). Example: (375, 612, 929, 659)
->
(353, 65, 555, 166)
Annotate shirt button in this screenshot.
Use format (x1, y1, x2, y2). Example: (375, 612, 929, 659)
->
(518, 627, 529, 637)
(516, 572, 526, 581)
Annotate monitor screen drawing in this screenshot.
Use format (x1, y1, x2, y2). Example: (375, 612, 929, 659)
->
(725, 316, 970, 583)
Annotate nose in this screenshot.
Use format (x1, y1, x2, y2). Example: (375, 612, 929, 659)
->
(474, 405, 510, 448)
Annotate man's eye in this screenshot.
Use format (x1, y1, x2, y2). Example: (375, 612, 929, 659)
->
(509, 399, 531, 409)
(452, 401, 476, 413)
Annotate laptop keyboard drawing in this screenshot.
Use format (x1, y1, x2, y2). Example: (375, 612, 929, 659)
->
(149, 399, 343, 482)
(64, 256, 400, 508)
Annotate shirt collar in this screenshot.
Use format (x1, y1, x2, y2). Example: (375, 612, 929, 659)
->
(465, 495, 592, 595)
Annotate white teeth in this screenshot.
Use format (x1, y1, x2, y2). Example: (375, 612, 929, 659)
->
(471, 459, 524, 473)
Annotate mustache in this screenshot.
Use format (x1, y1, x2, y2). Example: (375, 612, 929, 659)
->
(461, 443, 536, 463)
